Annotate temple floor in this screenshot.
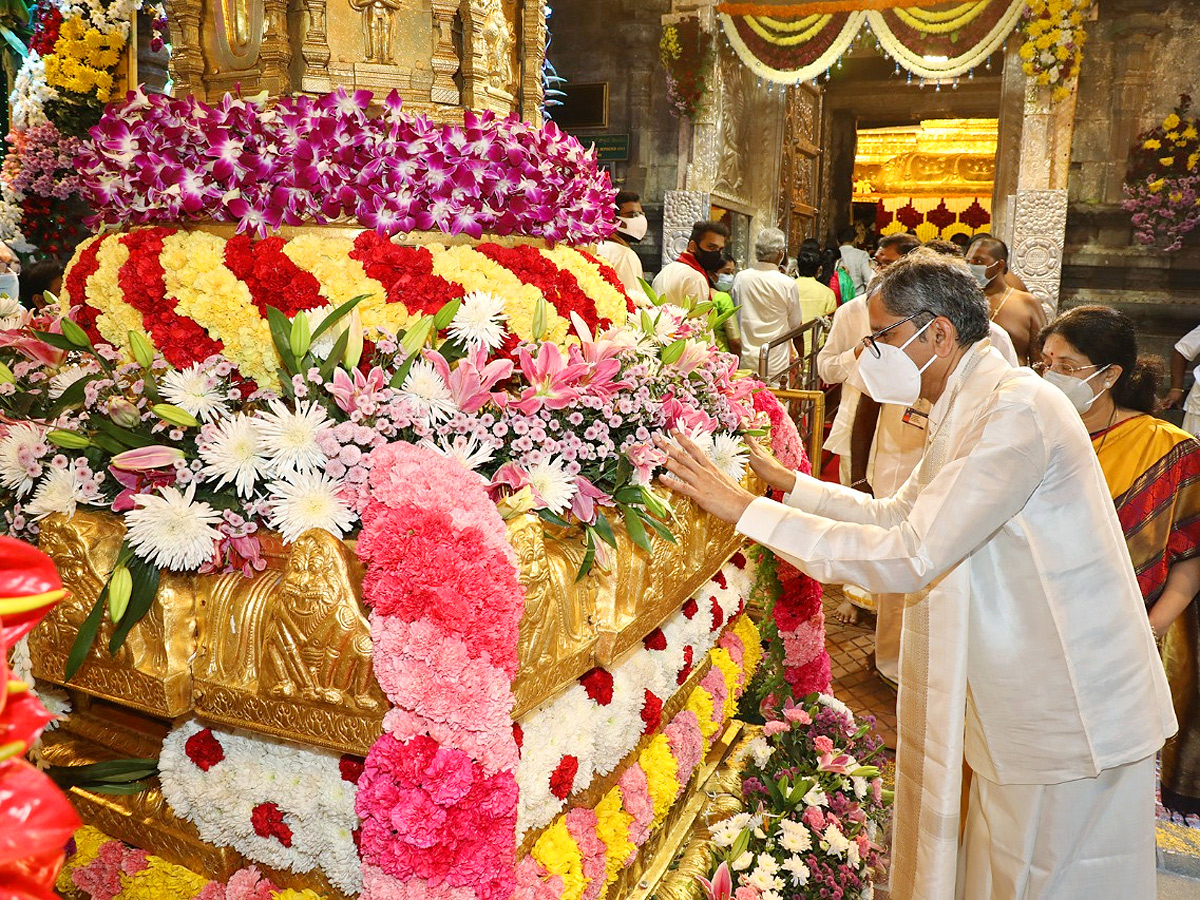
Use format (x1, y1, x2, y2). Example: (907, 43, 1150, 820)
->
(822, 582, 1200, 890)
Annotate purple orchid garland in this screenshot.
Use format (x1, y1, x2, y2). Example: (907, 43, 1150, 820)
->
(79, 87, 618, 245)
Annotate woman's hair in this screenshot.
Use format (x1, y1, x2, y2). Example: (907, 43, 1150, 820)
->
(1039, 305, 1163, 414)
(796, 238, 822, 278)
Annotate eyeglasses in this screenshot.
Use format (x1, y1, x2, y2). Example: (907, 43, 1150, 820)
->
(1033, 361, 1103, 377)
(861, 310, 934, 359)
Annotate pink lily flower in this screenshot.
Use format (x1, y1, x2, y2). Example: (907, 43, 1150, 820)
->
(569, 475, 611, 525)
(108, 466, 177, 512)
(487, 461, 531, 503)
(326, 366, 388, 415)
(817, 750, 856, 775)
(626, 441, 667, 486)
(509, 342, 589, 415)
(110, 445, 185, 471)
(698, 861, 734, 900)
(439, 347, 512, 414)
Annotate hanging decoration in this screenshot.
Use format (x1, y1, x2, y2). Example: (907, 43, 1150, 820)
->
(1122, 94, 1200, 253)
(876, 195, 992, 242)
(1018, 0, 1090, 101)
(660, 17, 716, 121)
(716, 0, 1045, 88)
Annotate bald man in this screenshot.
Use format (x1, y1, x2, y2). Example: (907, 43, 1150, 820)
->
(966, 237, 1045, 365)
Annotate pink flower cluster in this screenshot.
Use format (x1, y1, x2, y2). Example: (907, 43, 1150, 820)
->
(1123, 174, 1200, 253)
(354, 442, 525, 900)
(2, 122, 85, 200)
(80, 88, 618, 244)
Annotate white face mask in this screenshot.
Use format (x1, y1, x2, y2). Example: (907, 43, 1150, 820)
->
(617, 213, 648, 242)
(715, 274, 734, 292)
(1042, 366, 1110, 414)
(0, 273, 19, 301)
(968, 261, 998, 288)
(858, 319, 937, 407)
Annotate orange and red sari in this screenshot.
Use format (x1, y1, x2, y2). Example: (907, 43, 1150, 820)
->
(1095, 414, 1200, 814)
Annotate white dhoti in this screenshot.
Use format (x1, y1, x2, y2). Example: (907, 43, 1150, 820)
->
(956, 754, 1157, 900)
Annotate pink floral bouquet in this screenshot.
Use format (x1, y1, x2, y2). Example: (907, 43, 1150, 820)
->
(700, 694, 890, 900)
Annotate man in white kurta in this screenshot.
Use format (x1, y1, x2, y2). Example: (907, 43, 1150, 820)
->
(658, 251, 1176, 899)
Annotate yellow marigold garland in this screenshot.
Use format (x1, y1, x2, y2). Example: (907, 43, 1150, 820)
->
(530, 818, 588, 900)
(594, 788, 637, 888)
(87, 236, 142, 352)
(734, 614, 763, 683)
(160, 231, 277, 389)
(43, 17, 125, 101)
(1019, 0, 1089, 101)
(429, 244, 570, 344)
(639, 733, 681, 824)
(57, 825, 109, 893)
(279, 235, 396, 335)
(116, 858, 210, 900)
(538, 246, 630, 328)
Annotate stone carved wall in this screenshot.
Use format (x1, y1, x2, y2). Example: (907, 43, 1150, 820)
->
(662, 189, 710, 267)
(1011, 189, 1068, 313)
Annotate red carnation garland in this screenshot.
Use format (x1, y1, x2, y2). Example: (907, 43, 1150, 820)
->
(476, 243, 607, 338)
(223, 234, 326, 319)
(349, 232, 465, 317)
(117, 228, 225, 369)
(64, 237, 104, 344)
(575, 248, 638, 314)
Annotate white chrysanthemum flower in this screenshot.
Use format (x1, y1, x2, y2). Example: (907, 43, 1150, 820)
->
(710, 432, 748, 481)
(526, 456, 577, 515)
(0, 423, 47, 495)
(125, 484, 223, 571)
(818, 693, 853, 719)
(266, 471, 355, 544)
(200, 414, 269, 497)
(419, 434, 495, 473)
(47, 365, 89, 400)
(803, 786, 828, 808)
(161, 363, 229, 422)
(823, 823, 851, 857)
(399, 359, 456, 423)
(25, 465, 87, 520)
(448, 290, 508, 350)
(0, 293, 23, 330)
(255, 399, 332, 475)
(779, 819, 812, 854)
(783, 853, 811, 886)
(747, 735, 774, 767)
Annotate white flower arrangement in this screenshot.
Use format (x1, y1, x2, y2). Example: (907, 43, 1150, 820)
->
(158, 719, 362, 894)
(514, 554, 756, 836)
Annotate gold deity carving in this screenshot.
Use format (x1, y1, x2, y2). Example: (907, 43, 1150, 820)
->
(210, 0, 263, 71)
(347, 0, 404, 63)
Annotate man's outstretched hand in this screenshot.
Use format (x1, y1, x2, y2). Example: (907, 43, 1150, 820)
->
(656, 431, 759, 524)
(745, 436, 797, 494)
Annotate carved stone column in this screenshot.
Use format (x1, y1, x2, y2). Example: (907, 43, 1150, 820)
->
(430, 0, 462, 106)
(297, 0, 332, 94)
(520, 0, 547, 126)
(259, 0, 292, 96)
(662, 189, 710, 268)
(166, 3, 205, 98)
(460, 0, 517, 115)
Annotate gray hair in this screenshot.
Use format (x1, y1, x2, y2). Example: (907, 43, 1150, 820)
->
(754, 227, 787, 262)
(876, 248, 989, 346)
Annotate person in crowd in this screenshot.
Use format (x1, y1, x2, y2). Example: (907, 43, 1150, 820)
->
(837, 224, 872, 299)
(657, 249, 1175, 899)
(966, 236, 1045, 365)
(1167, 321, 1200, 435)
(596, 190, 650, 307)
(948, 232, 972, 253)
(652, 220, 727, 307)
(924, 237, 963, 257)
(968, 231, 1031, 292)
(1040, 305, 1200, 821)
(732, 227, 802, 382)
(794, 239, 836, 356)
(0, 242, 19, 304)
(19, 260, 63, 310)
(710, 255, 742, 357)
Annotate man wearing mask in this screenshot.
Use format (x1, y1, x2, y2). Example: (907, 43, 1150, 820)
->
(657, 249, 1174, 900)
(966, 236, 1045, 365)
(652, 220, 728, 307)
(732, 227, 802, 382)
(596, 191, 651, 307)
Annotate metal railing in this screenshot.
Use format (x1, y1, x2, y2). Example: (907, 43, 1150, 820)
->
(755, 316, 832, 470)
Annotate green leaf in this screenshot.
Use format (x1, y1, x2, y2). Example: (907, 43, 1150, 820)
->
(31, 330, 80, 352)
(64, 585, 108, 682)
(710, 305, 738, 331)
(88, 433, 128, 455)
(644, 515, 678, 545)
(731, 827, 750, 860)
(660, 338, 687, 366)
(638, 277, 659, 306)
(536, 508, 570, 528)
(319, 330, 352, 382)
(639, 309, 654, 335)
(576, 530, 596, 582)
(141, 374, 160, 404)
(432, 297, 462, 332)
(400, 316, 434, 357)
(265, 306, 298, 373)
(639, 486, 672, 519)
(686, 301, 713, 319)
(107, 551, 161, 656)
(592, 511, 618, 548)
(93, 419, 153, 449)
(620, 504, 652, 553)
(309, 295, 366, 342)
(46, 373, 99, 415)
(85, 782, 153, 795)
(46, 758, 159, 787)
(0, 25, 28, 59)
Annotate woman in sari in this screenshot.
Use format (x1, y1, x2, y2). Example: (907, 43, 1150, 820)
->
(1040, 305, 1200, 819)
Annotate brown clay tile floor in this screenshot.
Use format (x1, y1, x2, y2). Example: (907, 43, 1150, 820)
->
(823, 583, 898, 750)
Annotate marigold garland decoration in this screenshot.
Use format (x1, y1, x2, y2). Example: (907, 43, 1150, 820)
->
(1122, 95, 1200, 253)
(1018, 0, 1090, 101)
(660, 18, 716, 121)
